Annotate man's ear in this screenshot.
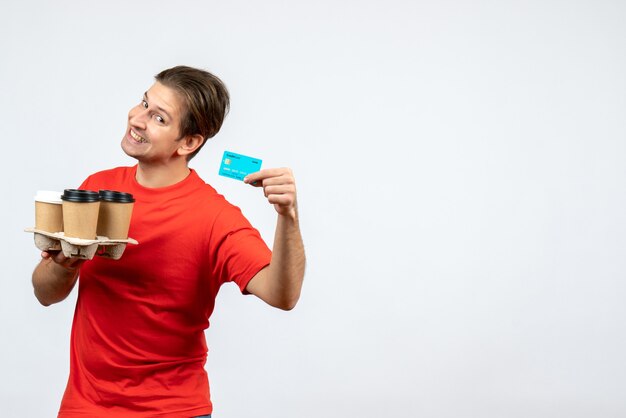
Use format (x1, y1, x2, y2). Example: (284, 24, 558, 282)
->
(177, 134, 205, 157)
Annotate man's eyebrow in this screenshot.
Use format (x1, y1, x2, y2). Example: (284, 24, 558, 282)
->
(144, 91, 173, 120)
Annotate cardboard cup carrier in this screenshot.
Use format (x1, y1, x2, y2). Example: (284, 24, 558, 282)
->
(26, 188, 138, 260)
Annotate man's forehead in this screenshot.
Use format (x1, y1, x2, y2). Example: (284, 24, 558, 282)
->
(145, 82, 182, 116)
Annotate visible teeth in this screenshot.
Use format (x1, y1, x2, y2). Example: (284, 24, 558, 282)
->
(130, 130, 146, 143)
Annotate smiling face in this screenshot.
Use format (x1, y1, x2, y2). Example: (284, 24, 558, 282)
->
(121, 82, 187, 164)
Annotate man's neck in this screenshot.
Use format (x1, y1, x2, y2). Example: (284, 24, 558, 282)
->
(135, 161, 191, 188)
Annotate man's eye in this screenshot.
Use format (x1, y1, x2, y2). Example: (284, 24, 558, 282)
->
(142, 100, 148, 108)
(156, 115, 164, 123)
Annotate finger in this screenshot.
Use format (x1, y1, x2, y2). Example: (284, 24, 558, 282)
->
(247, 179, 265, 188)
(244, 168, 292, 185)
(42, 250, 61, 260)
(267, 194, 296, 207)
(260, 175, 296, 188)
(243, 171, 266, 187)
(54, 253, 85, 271)
(263, 185, 295, 197)
(53, 251, 69, 265)
(243, 171, 266, 185)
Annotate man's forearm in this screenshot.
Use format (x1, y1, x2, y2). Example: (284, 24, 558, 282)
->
(243, 167, 305, 310)
(250, 211, 305, 310)
(267, 211, 305, 309)
(32, 258, 80, 306)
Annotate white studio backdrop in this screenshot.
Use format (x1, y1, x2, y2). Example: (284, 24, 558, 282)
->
(1, 0, 625, 417)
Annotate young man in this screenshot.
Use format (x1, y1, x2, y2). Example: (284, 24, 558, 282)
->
(32, 66, 305, 417)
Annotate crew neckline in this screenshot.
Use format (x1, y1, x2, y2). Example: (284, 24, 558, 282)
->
(129, 165, 202, 194)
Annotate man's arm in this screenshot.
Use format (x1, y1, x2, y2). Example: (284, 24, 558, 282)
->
(32, 251, 84, 306)
(243, 168, 305, 311)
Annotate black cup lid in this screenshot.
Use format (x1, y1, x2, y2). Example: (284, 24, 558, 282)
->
(99, 190, 135, 203)
(61, 189, 100, 203)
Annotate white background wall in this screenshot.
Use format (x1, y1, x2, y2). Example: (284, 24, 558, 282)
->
(1, 0, 625, 417)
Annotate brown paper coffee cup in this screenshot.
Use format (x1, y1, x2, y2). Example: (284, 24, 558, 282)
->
(97, 201, 134, 239)
(35, 191, 63, 233)
(61, 190, 101, 239)
(96, 190, 135, 240)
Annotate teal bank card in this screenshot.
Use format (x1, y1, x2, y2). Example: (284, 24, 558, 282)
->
(218, 150, 262, 181)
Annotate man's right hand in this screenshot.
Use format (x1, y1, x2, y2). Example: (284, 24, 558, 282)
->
(41, 250, 86, 272)
(32, 251, 84, 306)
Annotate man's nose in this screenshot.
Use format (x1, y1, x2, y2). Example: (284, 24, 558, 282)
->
(129, 107, 149, 129)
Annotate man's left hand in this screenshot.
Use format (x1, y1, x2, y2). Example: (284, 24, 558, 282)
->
(244, 168, 297, 218)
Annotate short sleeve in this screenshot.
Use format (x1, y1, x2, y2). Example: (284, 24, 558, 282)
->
(208, 205, 272, 293)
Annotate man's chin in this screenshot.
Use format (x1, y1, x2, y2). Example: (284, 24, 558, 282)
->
(121, 139, 141, 159)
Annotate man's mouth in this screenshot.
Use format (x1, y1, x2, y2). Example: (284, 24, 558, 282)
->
(130, 130, 147, 143)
